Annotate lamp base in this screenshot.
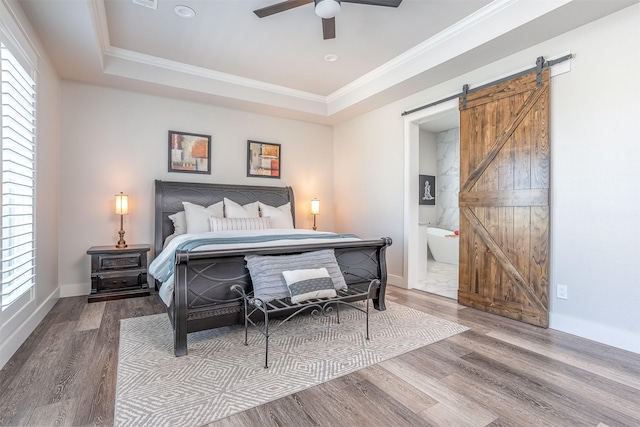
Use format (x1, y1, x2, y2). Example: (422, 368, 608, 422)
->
(116, 229, 127, 248)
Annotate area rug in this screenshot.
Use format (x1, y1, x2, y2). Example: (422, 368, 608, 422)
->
(115, 301, 468, 426)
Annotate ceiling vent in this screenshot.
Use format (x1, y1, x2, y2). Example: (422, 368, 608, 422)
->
(132, 0, 158, 10)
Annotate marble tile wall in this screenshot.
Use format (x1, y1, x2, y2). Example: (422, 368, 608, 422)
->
(436, 128, 460, 232)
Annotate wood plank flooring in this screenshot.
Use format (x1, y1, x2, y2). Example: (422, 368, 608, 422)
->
(0, 286, 639, 426)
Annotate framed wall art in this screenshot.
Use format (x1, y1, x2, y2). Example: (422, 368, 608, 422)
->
(419, 174, 436, 205)
(168, 130, 211, 174)
(247, 140, 281, 178)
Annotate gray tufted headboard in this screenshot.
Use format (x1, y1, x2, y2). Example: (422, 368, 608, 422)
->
(154, 180, 295, 256)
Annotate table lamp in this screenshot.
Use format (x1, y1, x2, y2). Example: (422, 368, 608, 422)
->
(115, 192, 129, 248)
(310, 199, 320, 231)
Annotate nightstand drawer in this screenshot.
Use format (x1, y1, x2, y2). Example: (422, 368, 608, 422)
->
(93, 270, 146, 292)
(98, 253, 143, 270)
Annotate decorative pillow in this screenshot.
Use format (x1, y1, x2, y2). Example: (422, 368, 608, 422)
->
(168, 211, 187, 235)
(224, 198, 259, 218)
(183, 201, 224, 234)
(259, 202, 294, 229)
(245, 249, 348, 302)
(282, 268, 336, 303)
(210, 216, 270, 231)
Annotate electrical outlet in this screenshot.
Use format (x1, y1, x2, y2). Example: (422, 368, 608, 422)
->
(557, 284, 568, 300)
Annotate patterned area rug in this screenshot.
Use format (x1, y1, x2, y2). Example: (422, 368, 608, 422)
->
(115, 301, 468, 426)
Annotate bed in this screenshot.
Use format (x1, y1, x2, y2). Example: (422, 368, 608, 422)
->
(151, 180, 392, 356)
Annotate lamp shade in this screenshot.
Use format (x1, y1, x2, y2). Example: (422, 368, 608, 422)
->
(115, 192, 129, 215)
(310, 199, 320, 215)
(315, 0, 341, 19)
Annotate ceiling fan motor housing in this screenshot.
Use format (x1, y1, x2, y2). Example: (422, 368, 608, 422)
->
(315, 0, 341, 19)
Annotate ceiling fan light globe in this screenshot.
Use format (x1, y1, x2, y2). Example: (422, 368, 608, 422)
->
(315, 0, 341, 19)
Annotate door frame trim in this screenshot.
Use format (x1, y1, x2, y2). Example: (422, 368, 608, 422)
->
(402, 98, 458, 289)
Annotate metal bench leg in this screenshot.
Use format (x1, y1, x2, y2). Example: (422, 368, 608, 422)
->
(264, 307, 270, 369)
(366, 297, 370, 341)
(242, 295, 249, 346)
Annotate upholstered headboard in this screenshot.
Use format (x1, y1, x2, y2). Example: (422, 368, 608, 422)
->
(154, 180, 295, 256)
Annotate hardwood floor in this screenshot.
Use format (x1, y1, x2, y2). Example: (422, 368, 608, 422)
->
(1, 287, 638, 426)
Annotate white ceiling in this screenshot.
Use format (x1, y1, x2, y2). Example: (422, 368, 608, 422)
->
(17, 0, 638, 125)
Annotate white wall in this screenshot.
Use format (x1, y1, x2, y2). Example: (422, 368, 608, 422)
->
(59, 83, 335, 295)
(333, 106, 405, 284)
(334, 4, 640, 353)
(546, 6, 639, 352)
(0, 0, 61, 369)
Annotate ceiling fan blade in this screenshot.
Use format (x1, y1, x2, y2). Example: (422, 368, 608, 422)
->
(322, 17, 336, 40)
(342, 0, 402, 7)
(254, 0, 313, 18)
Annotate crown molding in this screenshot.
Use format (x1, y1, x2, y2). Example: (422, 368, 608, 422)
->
(89, 0, 573, 118)
(103, 46, 326, 103)
(91, 0, 326, 113)
(326, 0, 573, 114)
(327, 0, 520, 102)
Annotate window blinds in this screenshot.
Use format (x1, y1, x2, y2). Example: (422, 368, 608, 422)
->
(1, 43, 36, 310)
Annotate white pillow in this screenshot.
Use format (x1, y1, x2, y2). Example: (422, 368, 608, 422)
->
(168, 211, 187, 235)
(282, 267, 336, 303)
(210, 216, 270, 231)
(183, 201, 224, 233)
(259, 202, 294, 229)
(224, 198, 259, 218)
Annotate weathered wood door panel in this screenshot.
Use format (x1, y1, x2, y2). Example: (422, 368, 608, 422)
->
(458, 69, 550, 327)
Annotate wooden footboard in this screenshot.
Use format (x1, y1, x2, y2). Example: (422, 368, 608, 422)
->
(170, 237, 392, 356)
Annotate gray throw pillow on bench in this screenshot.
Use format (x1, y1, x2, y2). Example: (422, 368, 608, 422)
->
(245, 249, 347, 302)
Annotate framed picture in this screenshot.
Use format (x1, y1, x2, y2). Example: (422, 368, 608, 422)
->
(168, 130, 211, 174)
(419, 174, 436, 205)
(247, 140, 281, 178)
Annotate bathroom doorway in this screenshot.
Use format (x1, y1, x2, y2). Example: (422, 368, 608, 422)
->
(403, 99, 459, 300)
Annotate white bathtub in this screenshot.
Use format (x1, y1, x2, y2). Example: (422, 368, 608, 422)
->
(427, 227, 459, 265)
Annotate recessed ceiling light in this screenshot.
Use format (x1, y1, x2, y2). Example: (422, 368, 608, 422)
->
(174, 5, 196, 19)
(324, 54, 339, 62)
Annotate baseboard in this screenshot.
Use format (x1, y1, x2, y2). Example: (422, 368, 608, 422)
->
(60, 282, 89, 298)
(387, 273, 407, 289)
(0, 288, 59, 370)
(550, 312, 640, 354)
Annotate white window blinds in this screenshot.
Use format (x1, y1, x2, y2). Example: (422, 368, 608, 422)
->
(1, 43, 36, 310)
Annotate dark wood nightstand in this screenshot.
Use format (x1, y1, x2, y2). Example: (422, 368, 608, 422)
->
(87, 244, 151, 302)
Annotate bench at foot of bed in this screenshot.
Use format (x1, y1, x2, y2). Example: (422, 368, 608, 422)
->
(231, 280, 377, 368)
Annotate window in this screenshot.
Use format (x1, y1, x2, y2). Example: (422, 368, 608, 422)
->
(1, 43, 36, 310)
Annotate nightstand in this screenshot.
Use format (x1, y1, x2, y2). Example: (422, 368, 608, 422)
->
(87, 244, 151, 302)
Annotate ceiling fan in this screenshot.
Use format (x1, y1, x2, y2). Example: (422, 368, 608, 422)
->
(254, 0, 403, 40)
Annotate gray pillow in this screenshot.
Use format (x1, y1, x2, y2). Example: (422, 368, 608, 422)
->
(245, 249, 347, 302)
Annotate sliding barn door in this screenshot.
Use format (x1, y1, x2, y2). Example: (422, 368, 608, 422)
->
(458, 68, 550, 327)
